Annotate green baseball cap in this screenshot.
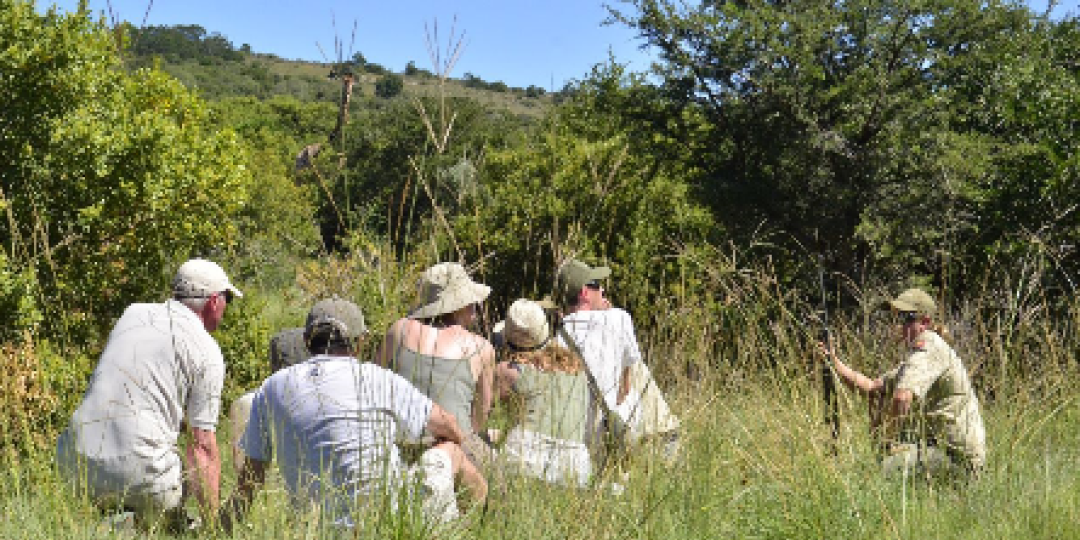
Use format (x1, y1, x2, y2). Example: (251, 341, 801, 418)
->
(555, 259, 610, 305)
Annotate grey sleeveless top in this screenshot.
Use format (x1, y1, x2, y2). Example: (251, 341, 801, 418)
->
(516, 365, 589, 444)
(391, 347, 476, 434)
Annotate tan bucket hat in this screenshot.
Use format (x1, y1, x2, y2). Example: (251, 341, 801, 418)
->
(882, 288, 937, 316)
(408, 262, 491, 320)
(493, 299, 552, 351)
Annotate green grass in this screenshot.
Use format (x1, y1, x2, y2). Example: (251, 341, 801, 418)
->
(5, 364, 1077, 539)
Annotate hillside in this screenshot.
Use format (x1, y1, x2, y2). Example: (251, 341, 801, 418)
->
(126, 24, 554, 119)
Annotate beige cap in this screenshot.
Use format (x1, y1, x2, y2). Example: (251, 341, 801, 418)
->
(173, 258, 243, 299)
(495, 299, 552, 351)
(408, 262, 491, 319)
(883, 288, 937, 316)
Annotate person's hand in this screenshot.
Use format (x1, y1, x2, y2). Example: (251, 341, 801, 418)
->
(816, 341, 834, 363)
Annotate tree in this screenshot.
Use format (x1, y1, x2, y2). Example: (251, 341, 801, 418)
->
(0, 3, 253, 341)
(375, 72, 404, 98)
(609, 0, 1080, 290)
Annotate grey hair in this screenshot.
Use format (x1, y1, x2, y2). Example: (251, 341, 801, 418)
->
(176, 295, 209, 312)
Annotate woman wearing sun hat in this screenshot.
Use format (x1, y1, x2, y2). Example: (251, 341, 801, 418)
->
(493, 298, 592, 487)
(821, 287, 986, 478)
(376, 262, 497, 468)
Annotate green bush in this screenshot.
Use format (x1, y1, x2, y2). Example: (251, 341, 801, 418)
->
(1, 3, 254, 341)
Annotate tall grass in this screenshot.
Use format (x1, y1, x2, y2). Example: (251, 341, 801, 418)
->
(5, 254, 1080, 538)
(4, 19, 1078, 540)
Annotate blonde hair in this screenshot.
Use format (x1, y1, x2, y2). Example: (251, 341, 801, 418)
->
(932, 321, 952, 344)
(506, 343, 583, 374)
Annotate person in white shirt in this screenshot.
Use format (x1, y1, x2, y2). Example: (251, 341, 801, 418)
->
(224, 297, 486, 530)
(553, 259, 680, 461)
(227, 327, 308, 466)
(55, 258, 242, 530)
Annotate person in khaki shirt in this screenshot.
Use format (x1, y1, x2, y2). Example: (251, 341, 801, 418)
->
(822, 288, 986, 477)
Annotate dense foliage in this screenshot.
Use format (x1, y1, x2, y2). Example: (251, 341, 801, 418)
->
(610, 0, 1080, 293)
(7, 0, 1080, 474)
(0, 2, 253, 343)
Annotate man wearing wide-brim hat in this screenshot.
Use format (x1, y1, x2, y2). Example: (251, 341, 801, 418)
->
(820, 287, 986, 478)
(552, 259, 681, 461)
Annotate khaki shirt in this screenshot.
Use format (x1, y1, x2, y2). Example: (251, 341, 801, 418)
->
(894, 330, 986, 468)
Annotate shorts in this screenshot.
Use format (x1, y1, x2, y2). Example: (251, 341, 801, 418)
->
(500, 428, 592, 488)
(881, 442, 978, 479)
(56, 430, 183, 513)
(401, 448, 459, 523)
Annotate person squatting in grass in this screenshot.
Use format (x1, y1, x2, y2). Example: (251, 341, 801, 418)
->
(820, 288, 987, 478)
(228, 327, 309, 467)
(55, 258, 242, 531)
(492, 298, 593, 487)
(376, 262, 498, 470)
(223, 297, 487, 529)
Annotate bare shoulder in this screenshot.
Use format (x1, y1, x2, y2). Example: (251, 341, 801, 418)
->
(460, 330, 495, 359)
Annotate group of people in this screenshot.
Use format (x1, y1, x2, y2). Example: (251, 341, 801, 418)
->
(53, 257, 680, 531)
(52, 256, 987, 533)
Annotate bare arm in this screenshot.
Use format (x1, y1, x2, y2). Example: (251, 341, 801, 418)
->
(471, 344, 496, 432)
(431, 440, 487, 506)
(820, 343, 883, 396)
(375, 319, 405, 368)
(426, 403, 465, 444)
(220, 458, 267, 532)
(879, 388, 914, 441)
(186, 427, 221, 519)
(616, 365, 631, 405)
(494, 361, 521, 401)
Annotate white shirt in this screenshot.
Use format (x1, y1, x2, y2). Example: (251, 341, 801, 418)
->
(60, 300, 225, 465)
(556, 308, 643, 426)
(240, 356, 432, 519)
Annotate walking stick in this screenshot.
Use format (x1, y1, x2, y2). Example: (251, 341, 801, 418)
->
(818, 258, 840, 446)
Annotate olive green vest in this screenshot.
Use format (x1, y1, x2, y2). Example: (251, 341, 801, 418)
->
(391, 347, 476, 434)
(516, 365, 588, 444)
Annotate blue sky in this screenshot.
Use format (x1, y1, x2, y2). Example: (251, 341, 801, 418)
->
(43, 0, 652, 90)
(43, 0, 1080, 91)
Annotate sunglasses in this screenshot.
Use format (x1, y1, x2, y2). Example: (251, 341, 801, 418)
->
(218, 290, 234, 305)
(585, 280, 603, 291)
(899, 311, 921, 323)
